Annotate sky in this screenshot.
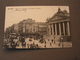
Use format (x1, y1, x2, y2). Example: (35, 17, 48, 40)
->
(5, 6, 69, 29)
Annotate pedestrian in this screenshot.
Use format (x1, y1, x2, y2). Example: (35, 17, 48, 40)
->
(44, 44, 46, 48)
(11, 41, 17, 48)
(52, 39, 53, 43)
(16, 40, 20, 47)
(22, 42, 26, 48)
(54, 40, 55, 44)
(21, 37, 26, 48)
(50, 42, 52, 46)
(27, 44, 29, 48)
(58, 42, 61, 46)
(45, 41, 46, 44)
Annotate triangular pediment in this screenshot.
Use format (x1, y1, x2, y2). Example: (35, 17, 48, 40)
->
(47, 8, 70, 22)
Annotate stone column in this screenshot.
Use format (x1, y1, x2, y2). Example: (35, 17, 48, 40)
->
(52, 23, 54, 35)
(63, 22, 65, 35)
(50, 24, 52, 35)
(48, 24, 51, 35)
(67, 21, 70, 36)
(59, 23, 61, 35)
(51, 23, 54, 35)
(55, 23, 57, 35)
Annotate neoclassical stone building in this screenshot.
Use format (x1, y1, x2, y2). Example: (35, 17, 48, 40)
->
(46, 8, 71, 41)
(13, 18, 47, 38)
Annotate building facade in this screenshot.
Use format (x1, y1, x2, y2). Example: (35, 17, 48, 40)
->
(5, 18, 47, 38)
(46, 8, 71, 41)
(18, 18, 35, 34)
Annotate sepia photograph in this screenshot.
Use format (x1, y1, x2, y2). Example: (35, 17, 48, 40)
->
(4, 6, 72, 49)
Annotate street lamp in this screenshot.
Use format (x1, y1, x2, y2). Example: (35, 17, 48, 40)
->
(61, 37, 63, 48)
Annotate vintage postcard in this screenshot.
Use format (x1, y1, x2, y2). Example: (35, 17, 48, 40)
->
(4, 6, 72, 49)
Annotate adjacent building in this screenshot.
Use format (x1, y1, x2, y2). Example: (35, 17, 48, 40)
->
(5, 18, 47, 38)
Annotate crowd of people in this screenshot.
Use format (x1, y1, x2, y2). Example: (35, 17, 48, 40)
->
(4, 35, 25, 48)
(4, 34, 45, 48)
(4, 34, 65, 48)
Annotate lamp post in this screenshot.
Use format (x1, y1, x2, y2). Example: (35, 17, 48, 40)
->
(61, 37, 63, 48)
